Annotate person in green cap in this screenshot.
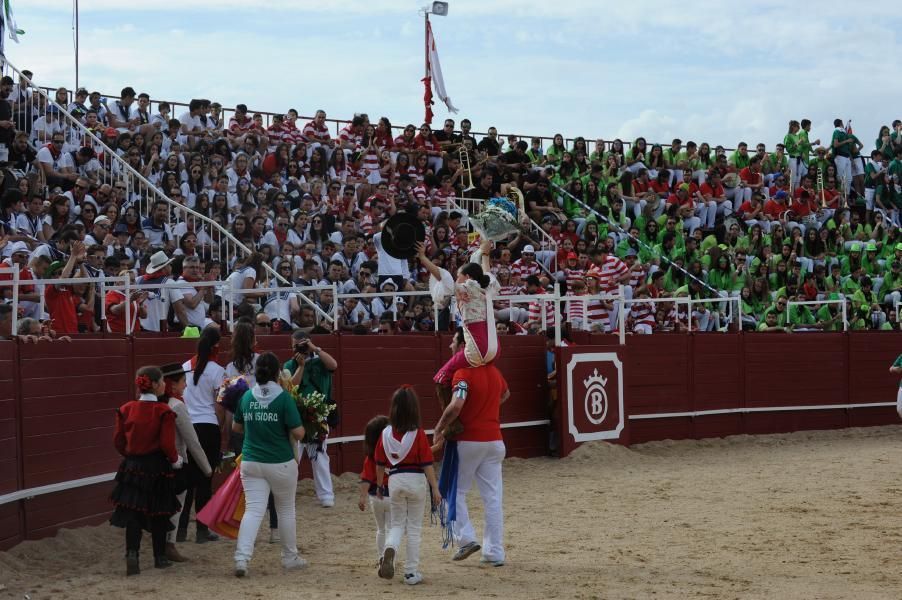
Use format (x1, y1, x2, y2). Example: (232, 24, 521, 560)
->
(840, 243, 863, 277)
(815, 293, 844, 331)
(891, 352, 902, 420)
(862, 243, 884, 294)
(850, 276, 886, 328)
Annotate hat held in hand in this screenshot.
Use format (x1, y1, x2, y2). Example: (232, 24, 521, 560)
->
(381, 212, 425, 259)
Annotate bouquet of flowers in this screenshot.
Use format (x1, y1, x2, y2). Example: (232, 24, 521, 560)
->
(217, 375, 250, 413)
(469, 187, 529, 242)
(287, 385, 336, 445)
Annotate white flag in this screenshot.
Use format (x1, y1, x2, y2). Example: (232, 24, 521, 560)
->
(426, 21, 458, 114)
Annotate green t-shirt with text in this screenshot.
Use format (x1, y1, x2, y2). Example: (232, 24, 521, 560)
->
(234, 389, 301, 463)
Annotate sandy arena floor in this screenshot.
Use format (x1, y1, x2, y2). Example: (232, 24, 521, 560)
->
(2, 426, 902, 600)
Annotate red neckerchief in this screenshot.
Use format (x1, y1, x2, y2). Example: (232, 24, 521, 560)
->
(43, 142, 61, 160)
(181, 272, 202, 283)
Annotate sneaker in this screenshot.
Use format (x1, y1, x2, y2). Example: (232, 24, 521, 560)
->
(452, 541, 481, 561)
(404, 572, 423, 585)
(378, 547, 395, 579)
(269, 529, 280, 544)
(282, 556, 308, 570)
(480, 557, 505, 567)
(320, 498, 335, 508)
(234, 560, 248, 578)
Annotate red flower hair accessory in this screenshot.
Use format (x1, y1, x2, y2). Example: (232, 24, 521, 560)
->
(135, 374, 154, 393)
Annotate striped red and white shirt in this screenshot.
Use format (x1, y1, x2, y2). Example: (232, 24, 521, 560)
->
(563, 267, 587, 291)
(587, 255, 628, 295)
(511, 258, 542, 281)
(527, 292, 557, 329)
(629, 301, 655, 330)
(431, 188, 456, 211)
(303, 120, 332, 144)
(627, 264, 647, 290)
(339, 125, 362, 149)
(414, 134, 441, 155)
(584, 299, 610, 332)
(393, 135, 418, 152)
(229, 115, 254, 134)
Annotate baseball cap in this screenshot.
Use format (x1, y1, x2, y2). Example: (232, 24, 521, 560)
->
(625, 248, 638, 257)
(895, 242, 902, 252)
(850, 243, 861, 253)
(865, 242, 878, 252)
(566, 252, 577, 260)
(93, 215, 111, 226)
(679, 183, 690, 193)
(774, 190, 788, 200)
(522, 245, 535, 254)
(828, 292, 840, 301)
(113, 223, 129, 235)
(104, 127, 118, 137)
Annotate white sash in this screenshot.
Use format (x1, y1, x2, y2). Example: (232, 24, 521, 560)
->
(381, 426, 417, 466)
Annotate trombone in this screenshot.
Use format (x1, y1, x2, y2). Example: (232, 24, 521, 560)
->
(817, 167, 827, 208)
(458, 145, 476, 192)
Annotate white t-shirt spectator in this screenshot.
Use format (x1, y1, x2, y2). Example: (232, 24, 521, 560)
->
(137, 277, 172, 332)
(181, 358, 225, 426)
(142, 217, 174, 248)
(59, 151, 102, 180)
(373, 232, 409, 278)
(178, 110, 204, 134)
(31, 118, 63, 145)
(225, 265, 256, 305)
(168, 277, 208, 328)
(36, 145, 64, 173)
(109, 100, 138, 131)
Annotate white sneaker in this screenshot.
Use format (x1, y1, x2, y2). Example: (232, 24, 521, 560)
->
(283, 556, 308, 570)
(269, 529, 280, 544)
(234, 560, 248, 578)
(404, 572, 423, 585)
(480, 557, 505, 567)
(320, 498, 335, 508)
(452, 541, 481, 561)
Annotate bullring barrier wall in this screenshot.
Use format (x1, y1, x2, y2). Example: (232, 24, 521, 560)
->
(0, 332, 899, 549)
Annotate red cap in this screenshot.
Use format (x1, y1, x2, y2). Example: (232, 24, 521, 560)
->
(104, 127, 118, 137)
(566, 252, 578, 260)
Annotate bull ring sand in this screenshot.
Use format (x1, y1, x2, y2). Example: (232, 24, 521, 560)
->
(2, 426, 902, 600)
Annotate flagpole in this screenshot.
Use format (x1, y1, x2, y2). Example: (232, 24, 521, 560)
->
(74, 0, 79, 91)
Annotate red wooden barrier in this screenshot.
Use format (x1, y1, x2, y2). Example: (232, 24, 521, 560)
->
(1, 331, 899, 549)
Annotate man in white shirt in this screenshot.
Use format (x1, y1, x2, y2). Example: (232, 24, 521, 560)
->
(168, 255, 212, 329)
(83, 215, 113, 247)
(31, 106, 64, 146)
(142, 200, 175, 251)
(137, 251, 174, 332)
(108, 86, 140, 133)
(178, 99, 206, 147)
(37, 132, 78, 189)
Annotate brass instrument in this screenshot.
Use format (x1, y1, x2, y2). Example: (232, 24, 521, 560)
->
(817, 168, 826, 208)
(458, 145, 476, 192)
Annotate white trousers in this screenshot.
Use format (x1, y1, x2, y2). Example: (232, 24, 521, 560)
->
(235, 460, 300, 564)
(834, 155, 852, 196)
(370, 495, 391, 559)
(897, 387, 902, 421)
(452, 440, 506, 562)
(299, 438, 335, 503)
(385, 472, 428, 575)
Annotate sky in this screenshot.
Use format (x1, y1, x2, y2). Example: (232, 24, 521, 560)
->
(5, 0, 902, 150)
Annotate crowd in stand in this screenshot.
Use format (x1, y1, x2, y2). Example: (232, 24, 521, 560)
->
(0, 69, 901, 339)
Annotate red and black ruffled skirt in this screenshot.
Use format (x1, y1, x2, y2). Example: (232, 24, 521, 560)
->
(109, 452, 180, 530)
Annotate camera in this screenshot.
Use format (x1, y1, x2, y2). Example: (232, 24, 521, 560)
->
(293, 340, 310, 354)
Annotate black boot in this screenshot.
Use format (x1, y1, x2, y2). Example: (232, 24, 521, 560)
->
(126, 550, 140, 576)
(154, 555, 173, 569)
(175, 528, 188, 543)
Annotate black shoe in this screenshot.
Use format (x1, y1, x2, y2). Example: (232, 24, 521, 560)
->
(126, 550, 140, 576)
(196, 530, 220, 544)
(154, 556, 173, 569)
(175, 528, 188, 543)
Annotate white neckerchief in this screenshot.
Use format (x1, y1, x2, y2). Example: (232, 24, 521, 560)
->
(381, 426, 417, 466)
(138, 393, 158, 402)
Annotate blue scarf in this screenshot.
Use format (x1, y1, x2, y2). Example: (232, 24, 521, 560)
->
(437, 440, 459, 548)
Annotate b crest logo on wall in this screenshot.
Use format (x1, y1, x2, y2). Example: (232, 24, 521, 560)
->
(566, 352, 624, 442)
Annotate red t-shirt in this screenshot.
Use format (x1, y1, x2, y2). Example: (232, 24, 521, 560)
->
(105, 290, 139, 334)
(0, 261, 35, 293)
(375, 427, 434, 472)
(45, 285, 79, 334)
(452, 365, 508, 442)
(114, 399, 178, 463)
(700, 182, 724, 199)
(360, 455, 389, 495)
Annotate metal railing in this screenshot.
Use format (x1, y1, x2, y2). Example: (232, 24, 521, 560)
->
(31, 85, 748, 155)
(0, 57, 290, 289)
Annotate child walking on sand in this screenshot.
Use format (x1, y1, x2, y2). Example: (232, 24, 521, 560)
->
(110, 366, 183, 575)
(358, 415, 391, 563)
(375, 386, 442, 585)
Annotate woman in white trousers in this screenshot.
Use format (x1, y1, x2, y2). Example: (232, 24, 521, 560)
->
(232, 353, 307, 578)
